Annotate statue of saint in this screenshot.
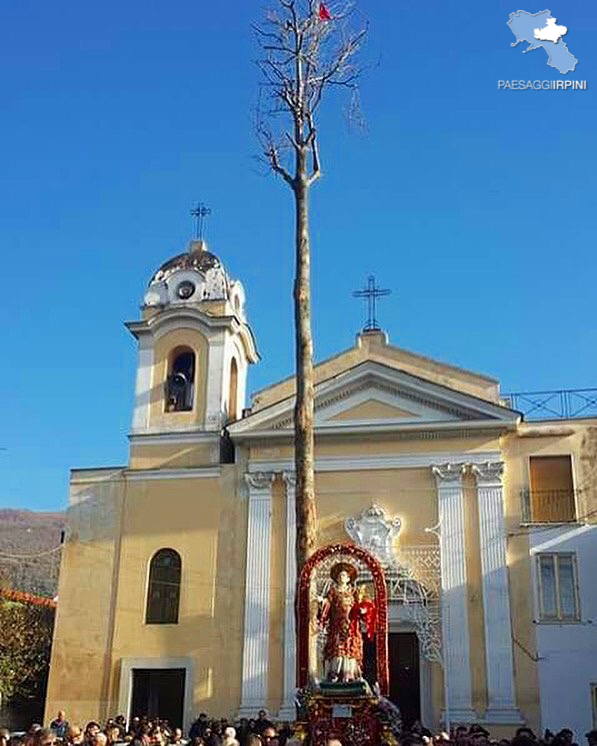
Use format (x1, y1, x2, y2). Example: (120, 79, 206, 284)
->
(319, 562, 364, 682)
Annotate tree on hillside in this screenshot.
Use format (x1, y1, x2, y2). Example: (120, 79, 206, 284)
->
(254, 0, 366, 571)
(0, 598, 54, 705)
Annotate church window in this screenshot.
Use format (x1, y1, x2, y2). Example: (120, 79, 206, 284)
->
(537, 553, 580, 622)
(228, 358, 238, 422)
(526, 455, 576, 523)
(146, 548, 182, 624)
(165, 348, 195, 412)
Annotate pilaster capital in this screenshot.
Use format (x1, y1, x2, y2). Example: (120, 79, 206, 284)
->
(471, 461, 504, 486)
(244, 471, 275, 493)
(282, 471, 297, 490)
(432, 462, 466, 484)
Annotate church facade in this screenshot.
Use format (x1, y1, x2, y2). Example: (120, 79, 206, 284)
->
(45, 240, 597, 738)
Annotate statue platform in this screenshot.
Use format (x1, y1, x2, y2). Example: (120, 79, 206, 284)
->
(295, 685, 398, 746)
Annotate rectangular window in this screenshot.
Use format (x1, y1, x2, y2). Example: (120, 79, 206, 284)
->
(537, 553, 580, 621)
(528, 455, 576, 522)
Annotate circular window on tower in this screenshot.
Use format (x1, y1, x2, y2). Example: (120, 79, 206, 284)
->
(176, 280, 195, 300)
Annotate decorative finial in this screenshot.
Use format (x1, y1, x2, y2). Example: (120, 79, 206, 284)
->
(352, 275, 391, 332)
(190, 202, 211, 240)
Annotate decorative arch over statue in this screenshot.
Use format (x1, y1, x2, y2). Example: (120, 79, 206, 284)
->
(296, 543, 389, 695)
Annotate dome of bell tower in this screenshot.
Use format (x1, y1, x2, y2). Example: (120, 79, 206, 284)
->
(143, 239, 246, 321)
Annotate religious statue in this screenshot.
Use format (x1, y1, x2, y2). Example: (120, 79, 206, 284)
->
(319, 562, 377, 684)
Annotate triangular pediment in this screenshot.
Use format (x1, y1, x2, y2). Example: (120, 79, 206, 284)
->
(328, 399, 417, 422)
(229, 360, 519, 437)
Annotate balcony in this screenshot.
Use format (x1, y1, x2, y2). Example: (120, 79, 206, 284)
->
(520, 488, 578, 524)
(504, 388, 597, 420)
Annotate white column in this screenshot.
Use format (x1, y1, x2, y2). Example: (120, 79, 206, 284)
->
(131, 336, 153, 431)
(472, 462, 521, 723)
(239, 472, 274, 717)
(278, 472, 297, 720)
(205, 332, 226, 430)
(432, 463, 476, 723)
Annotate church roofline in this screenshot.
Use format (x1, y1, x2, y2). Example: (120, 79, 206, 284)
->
(250, 330, 498, 410)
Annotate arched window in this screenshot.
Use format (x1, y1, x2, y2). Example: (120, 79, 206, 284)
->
(146, 548, 181, 624)
(228, 358, 238, 422)
(165, 347, 195, 412)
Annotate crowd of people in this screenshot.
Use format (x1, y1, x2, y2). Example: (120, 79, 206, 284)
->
(2, 711, 597, 746)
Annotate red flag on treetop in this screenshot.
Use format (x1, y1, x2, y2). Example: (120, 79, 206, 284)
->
(319, 2, 332, 21)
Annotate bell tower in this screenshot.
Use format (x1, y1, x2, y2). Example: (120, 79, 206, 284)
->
(126, 239, 259, 442)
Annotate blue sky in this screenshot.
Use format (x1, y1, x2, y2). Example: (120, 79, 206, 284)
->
(1, 1, 595, 511)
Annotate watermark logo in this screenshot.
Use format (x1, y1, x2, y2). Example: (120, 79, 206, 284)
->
(500, 10, 586, 90)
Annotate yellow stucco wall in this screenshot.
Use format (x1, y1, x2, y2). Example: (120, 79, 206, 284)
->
(129, 441, 220, 469)
(250, 433, 502, 463)
(46, 466, 247, 725)
(45, 473, 127, 725)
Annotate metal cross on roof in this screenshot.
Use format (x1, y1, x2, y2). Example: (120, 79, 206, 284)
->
(190, 202, 211, 240)
(352, 275, 391, 332)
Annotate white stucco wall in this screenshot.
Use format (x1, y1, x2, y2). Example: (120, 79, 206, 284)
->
(530, 524, 597, 740)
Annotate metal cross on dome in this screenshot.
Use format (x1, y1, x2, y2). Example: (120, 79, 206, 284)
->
(352, 275, 391, 332)
(190, 202, 211, 240)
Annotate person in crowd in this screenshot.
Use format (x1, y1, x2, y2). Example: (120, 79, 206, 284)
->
(113, 719, 126, 740)
(1, 729, 10, 746)
(91, 733, 107, 746)
(260, 728, 277, 745)
(586, 732, 597, 746)
(254, 714, 273, 738)
(66, 726, 84, 746)
(49, 712, 69, 740)
(189, 717, 208, 741)
(222, 728, 239, 746)
(106, 725, 122, 746)
(83, 723, 101, 746)
(169, 729, 186, 746)
(33, 730, 57, 746)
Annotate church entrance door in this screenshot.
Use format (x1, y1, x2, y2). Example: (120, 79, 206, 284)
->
(389, 632, 420, 728)
(131, 668, 185, 728)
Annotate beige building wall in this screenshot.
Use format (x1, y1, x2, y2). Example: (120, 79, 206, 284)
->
(46, 466, 248, 725)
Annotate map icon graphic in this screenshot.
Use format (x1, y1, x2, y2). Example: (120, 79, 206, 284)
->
(508, 10, 578, 75)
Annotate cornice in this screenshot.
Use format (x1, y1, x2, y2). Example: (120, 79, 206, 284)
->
(125, 466, 221, 481)
(125, 307, 259, 362)
(128, 430, 220, 445)
(248, 450, 501, 474)
(232, 419, 514, 443)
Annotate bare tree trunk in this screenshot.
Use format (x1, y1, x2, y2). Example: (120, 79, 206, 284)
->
(293, 166, 317, 570)
(254, 1, 366, 573)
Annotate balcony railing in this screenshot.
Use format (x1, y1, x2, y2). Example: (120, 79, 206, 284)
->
(520, 488, 578, 524)
(504, 389, 597, 420)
